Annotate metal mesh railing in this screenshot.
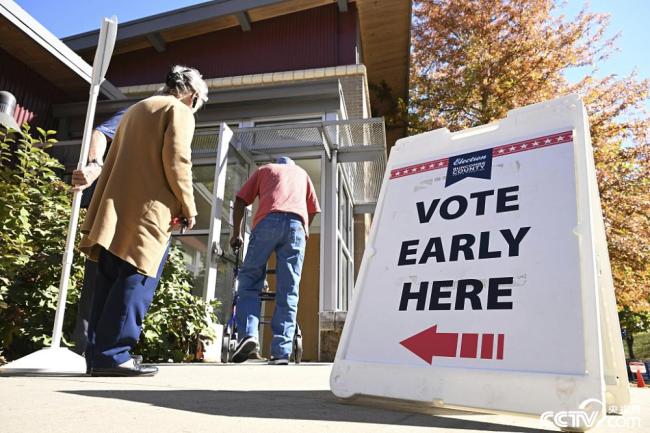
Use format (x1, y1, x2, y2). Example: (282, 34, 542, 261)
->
(49, 118, 388, 208)
(322, 119, 386, 151)
(230, 118, 387, 206)
(340, 155, 387, 206)
(322, 119, 387, 205)
(234, 124, 324, 153)
(191, 129, 219, 156)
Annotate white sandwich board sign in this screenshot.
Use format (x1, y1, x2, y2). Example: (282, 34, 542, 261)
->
(331, 95, 629, 431)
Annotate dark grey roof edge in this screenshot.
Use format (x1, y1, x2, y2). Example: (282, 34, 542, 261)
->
(52, 78, 342, 117)
(0, 0, 124, 100)
(63, 0, 286, 51)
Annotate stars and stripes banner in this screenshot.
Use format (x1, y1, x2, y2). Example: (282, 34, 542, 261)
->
(389, 131, 574, 181)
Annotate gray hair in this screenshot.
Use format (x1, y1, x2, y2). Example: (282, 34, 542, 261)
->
(162, 65, 208, 112)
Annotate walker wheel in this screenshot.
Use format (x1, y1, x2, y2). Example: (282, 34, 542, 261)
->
(221, 333, 231, 363)
(293, 335, 303, 364)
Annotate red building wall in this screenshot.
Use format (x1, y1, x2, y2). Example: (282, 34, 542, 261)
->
(0, 47, 66, 128)
(106, 4, 358, 87)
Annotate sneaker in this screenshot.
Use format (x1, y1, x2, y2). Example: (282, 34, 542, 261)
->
(232, 336, 259, 363)
(268, 357, 289, 365)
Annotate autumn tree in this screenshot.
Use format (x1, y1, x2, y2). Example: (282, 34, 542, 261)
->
(409, 0, 650, 354)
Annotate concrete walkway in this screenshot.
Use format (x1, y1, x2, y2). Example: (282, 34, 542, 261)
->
(1, 363, 647, 433)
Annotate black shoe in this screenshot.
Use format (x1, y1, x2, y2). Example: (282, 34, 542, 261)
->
(90, 363, 159, 377)
(86, 355, 144, 375)
(232, 337, 258, 363)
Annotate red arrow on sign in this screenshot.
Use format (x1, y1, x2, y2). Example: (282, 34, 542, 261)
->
(399, 325, 458, 364)
(400, 325, 505, 364)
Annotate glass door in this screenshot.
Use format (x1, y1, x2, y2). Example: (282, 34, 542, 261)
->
(210, 149, 252, 322)
(170, 163, 215, 296)
(200, 124, 254, 322)
(171, 124, 253, 322)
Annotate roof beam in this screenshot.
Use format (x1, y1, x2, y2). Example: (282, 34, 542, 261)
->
(354, 203, 376, 214)
(63, 0, 285, 51)
(337, 0, 349, 12)
(337, 145, 385, 163)
(235, 11, 251, 32)
(145, 32, 167, 52)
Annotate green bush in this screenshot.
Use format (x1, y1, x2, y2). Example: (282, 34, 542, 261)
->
(137, 246, 220, 363)
(0, 126, 84, 361)
(0, 126, 219, 364)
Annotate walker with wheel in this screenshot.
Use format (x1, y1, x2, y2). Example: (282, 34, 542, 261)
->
(220, 246, 303, 364)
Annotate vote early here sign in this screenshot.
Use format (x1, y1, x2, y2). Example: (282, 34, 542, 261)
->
(347, 129, 582, 372)
(331, 96, 629, 423)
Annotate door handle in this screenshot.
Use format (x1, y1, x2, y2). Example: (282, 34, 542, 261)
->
(212, 241, 222, 261)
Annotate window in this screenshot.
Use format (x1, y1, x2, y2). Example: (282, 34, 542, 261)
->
(191, 164, 217, 231)
(337, 168, 354, 310)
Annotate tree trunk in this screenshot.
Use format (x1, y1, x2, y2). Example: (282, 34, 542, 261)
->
(626, 334, 635, 359)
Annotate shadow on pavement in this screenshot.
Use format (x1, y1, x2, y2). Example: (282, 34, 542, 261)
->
(61, 389, 553, 432)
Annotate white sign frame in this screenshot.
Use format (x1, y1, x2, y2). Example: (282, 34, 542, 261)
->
(330, 95, 629, 430)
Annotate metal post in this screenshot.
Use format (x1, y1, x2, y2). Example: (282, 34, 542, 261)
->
(322, 149, 339, 311)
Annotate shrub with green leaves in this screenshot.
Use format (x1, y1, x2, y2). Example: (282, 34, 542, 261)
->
(0, 126, 84, 360)
(0, 126, 219, 364)
(136, 246, 220, 363)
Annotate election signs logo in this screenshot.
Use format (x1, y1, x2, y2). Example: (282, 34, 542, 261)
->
(445, 148, 493, 187)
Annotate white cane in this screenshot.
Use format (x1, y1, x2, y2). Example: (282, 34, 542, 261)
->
(0, 16, 118, 375)
(51, 16, 118, 348)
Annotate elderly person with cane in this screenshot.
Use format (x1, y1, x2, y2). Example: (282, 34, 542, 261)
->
(70, 107, 127, 358)
(79, 65, 208, 377)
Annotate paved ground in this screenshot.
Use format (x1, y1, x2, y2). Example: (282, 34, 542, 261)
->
(1, 363, 647, 433)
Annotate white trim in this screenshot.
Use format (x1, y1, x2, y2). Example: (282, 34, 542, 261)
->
(319, 154, 327, 314)
(336, 166, 354, 311)
(338, 81, 349, 121)
(119, 64, 371, 115)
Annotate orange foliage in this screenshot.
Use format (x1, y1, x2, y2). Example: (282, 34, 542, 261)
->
(409, 0, 650, 312)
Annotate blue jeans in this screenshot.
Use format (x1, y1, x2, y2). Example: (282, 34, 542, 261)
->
(236, 213, 306, 359)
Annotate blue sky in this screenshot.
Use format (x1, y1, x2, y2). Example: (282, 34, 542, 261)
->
(557, 0, 650, 84)
(15, 0, 207, 36)
(14, 0, 650, 85)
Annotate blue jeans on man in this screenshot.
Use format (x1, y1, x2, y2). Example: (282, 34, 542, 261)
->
(235, 212, 306, 360)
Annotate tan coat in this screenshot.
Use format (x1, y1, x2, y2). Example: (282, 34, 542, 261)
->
(80, 95, 197, 277)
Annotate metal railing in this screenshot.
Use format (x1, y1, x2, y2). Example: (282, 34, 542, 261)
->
(47, 118, 388, 208)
